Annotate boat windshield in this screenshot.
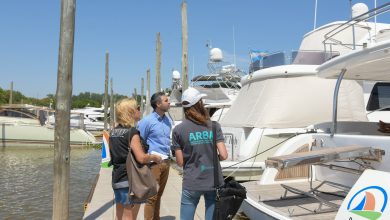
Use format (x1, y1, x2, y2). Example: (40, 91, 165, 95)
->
(367, 82, 390, 111)
(191, 62, 245, 90)
(249, 50, 340, 73)
(0, 109, 34, 118)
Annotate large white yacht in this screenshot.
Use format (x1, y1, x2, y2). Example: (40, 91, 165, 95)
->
(240, 2, 390, 219)
(218, 3, 390, 181)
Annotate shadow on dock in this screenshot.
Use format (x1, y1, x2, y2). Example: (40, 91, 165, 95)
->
(84, 199, 114, 220)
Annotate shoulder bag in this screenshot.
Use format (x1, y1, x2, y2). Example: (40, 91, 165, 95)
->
(126, 127, 158, 203)
(212, 121, 247, 220)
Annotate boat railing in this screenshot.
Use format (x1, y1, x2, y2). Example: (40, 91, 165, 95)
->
(323, 2, 390, 54)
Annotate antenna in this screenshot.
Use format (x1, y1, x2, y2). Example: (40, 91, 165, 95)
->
(313, 0, 318, 30)
(233, 25, 236, 68)
(206, 40, 212, 49)
(375, 0, 377, 37)
(192, 56, 195, 83)
(349, 0, 356, 50)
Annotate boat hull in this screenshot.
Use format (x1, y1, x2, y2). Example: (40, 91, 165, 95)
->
(0, 123, 100, 148)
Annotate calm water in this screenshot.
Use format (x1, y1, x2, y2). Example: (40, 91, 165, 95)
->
(0, 147, 101, 220)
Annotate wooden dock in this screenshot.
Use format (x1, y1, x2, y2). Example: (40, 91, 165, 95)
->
(82, 164, 207, 220)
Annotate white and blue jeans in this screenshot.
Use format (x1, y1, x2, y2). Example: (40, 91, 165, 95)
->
(180, 189, 216, 220)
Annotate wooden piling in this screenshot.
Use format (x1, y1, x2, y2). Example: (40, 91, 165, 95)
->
(110, 78, 114, 129)
(104, 51, 109, 131)
(9, 81, 13, 105)
(141, 77, 145, 116)
(146, 68, 151, 115)
(156, 32, 162, 92)
(53, 0, 75, 219)
(134, 88, 137, 100)
(181, 1, 189, 91)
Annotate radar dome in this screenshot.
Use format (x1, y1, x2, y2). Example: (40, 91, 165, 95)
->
(352, 3, 369, 21)
(172, 70, 181, 80)
(210, 48, 223, 62)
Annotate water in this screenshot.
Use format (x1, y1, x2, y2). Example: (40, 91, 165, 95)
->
(0, 147, 101, 220)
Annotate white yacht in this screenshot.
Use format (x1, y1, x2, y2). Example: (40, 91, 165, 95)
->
(217, 3, 390, 181)
(0, 104, 99, 147)
(241, 3, 390, 219)
(168, 48, 245, 124)
(72, 106, 105, 122)
(71, 106, 106, 131)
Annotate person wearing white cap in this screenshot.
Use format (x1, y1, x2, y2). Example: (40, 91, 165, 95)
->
(171, 87, 228, 220)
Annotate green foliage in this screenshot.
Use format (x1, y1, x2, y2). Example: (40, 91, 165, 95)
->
(0, 87, 7, 104)
(0, 87, 144, 109)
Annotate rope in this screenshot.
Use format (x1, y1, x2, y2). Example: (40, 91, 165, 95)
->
(222, 132, 303, 170)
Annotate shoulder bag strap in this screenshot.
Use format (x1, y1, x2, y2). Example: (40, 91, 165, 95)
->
(126, 127, 140, 195)
(212, 121, 220, 189)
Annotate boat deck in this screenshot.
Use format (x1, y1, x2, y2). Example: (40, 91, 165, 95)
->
(243, 180, 346, 220)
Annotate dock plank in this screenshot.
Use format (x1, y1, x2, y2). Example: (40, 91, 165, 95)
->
(83, 164, 206, 220)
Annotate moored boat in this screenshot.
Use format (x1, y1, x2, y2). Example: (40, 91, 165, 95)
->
(241, 3, 390, 219)
(0, 104, 100, 147)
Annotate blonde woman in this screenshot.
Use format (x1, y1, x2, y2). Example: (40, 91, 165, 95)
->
(109, 98, 162, 220)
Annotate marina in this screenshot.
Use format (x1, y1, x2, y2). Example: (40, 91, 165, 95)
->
(2, 0, 390, 219)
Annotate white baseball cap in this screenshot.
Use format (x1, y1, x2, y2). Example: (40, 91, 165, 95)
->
(181, 87, 207, 107)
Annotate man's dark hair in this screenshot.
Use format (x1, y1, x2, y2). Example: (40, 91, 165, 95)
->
(150, 92, 166, 110)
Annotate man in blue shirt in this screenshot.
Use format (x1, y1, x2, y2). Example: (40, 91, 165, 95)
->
(138, 92, 172, 220)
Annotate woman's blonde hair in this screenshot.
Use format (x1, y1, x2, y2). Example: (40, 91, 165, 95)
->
(115, 98, 138, 127)
(183, 99, 210, 126)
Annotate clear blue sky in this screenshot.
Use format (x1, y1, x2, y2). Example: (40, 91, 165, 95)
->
(0, 0, 385, 98)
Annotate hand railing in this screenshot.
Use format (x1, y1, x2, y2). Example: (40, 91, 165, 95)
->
(323, 2, 390, 54)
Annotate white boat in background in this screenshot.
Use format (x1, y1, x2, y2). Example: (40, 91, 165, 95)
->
(47, 111, 105, 132)
(71, 106, 106, 131)
(46, 106, 107, 132)
(241, 3, 390, 219)
(71, 106, 105, 122)
(168, 47, 245, 124)
(192, 48, 244, 121)
(0, 104, 100, 147)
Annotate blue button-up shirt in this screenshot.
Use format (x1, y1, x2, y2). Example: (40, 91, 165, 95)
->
(137, 111, 172, 156)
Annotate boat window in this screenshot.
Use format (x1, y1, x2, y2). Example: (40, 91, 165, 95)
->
(70, 115, 81, 120)
(250, 51, 286, 72)
(291, 50, 340, 65)
(249, 50, 340, 73)
(262, 52, 286, 68)
(96, 117, 104, 121)
(0, 110, 32, 118)
(366, 82, 390, 111)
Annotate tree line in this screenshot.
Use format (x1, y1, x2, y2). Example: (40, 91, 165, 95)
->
(0, 87, 133, 109)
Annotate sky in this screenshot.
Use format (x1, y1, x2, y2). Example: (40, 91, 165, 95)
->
(0, 0, 387, 99)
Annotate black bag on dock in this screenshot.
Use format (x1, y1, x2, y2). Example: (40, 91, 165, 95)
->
(211, 121, 247, 220)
